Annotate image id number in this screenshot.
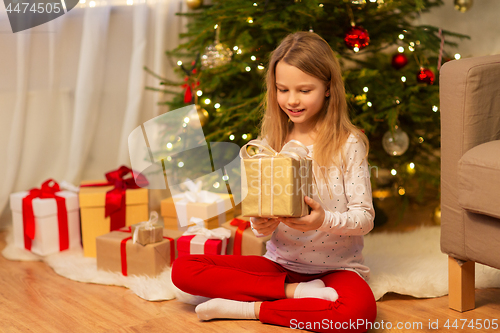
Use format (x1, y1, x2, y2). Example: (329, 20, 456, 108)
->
(444, 319, 498, 330)
(6, 2, 62, 14)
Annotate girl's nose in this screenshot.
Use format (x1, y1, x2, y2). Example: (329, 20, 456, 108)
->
(288, 93, 299, 106)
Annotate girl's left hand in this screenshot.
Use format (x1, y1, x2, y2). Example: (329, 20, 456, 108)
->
(279, 196, 325, 232)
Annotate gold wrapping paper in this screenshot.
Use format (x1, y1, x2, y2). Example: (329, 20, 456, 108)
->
(79, 180, 149, 257)
(222, 216, 271, 256)
(163, 210, 234, 230)
(241, 157, 312, 217)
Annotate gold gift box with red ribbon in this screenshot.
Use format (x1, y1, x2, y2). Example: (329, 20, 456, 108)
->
(222, 217, 272, 256)
(79, 166, 149, 257)
(96, 228, 178, 277)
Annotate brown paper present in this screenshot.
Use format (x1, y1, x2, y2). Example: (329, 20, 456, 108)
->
(130, 212, 163, 246)
(96, 228, 175, 277)
(241, 156, 312, 217)
(222, 217, 271, 256)
(161, 193, 233, 229)
(79, 179, 148, 257)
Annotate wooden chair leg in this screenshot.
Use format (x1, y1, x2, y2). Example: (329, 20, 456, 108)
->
(448, 256, 475, 312)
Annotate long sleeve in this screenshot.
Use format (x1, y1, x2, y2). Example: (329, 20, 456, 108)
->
(317, 136, 375, 236)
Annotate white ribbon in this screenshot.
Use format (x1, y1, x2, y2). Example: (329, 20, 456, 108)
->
(132, 211, 158, 244)
(183, 221, 231, 255)
(60, 180, 80, 193)
(173, 179, 227, 227)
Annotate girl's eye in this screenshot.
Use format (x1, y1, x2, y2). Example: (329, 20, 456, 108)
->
(301, 90, 310, 93)
(278, 89, 288, 93)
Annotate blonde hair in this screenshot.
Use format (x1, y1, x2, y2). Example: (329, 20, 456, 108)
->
(260, 31, 369, 169)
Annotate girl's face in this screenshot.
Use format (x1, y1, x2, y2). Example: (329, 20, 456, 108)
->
(275, 61, 328, 131)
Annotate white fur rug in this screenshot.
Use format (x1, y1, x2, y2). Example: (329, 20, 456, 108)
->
(3, 226, 500, 303)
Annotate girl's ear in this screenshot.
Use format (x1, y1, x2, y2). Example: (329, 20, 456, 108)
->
(325, 84, 330, 97)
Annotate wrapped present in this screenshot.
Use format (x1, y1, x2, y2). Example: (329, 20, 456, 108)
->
(161, 179, 233, 229)
(177, 225, 231, 258)
(131, 211, 163, 246)
(222, 217, 272, 256)
(163, 210, 235, 230)
(240, 140, 313, 218)
(79, 166, 149, 257)
(9, 179, 81, 256)
(96, 228, 175, 277)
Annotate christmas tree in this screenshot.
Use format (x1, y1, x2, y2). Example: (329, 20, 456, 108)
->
(146, 0, 467, 213)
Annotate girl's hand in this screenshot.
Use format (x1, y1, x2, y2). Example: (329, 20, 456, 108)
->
(250, 217, 280, 236)
(280, 196, 325, 232)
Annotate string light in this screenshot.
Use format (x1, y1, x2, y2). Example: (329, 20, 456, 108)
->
(418, 137, 424, 143)
(408, 46, 415, 52)
(182, 123, 187, 128)
(178, 161, 184, 168)
(251, 56, 257, 61)
(399, 34, 405, 40)
(257, 65, 264, 70)
(166, 143, 173, 149)
(432, 105, 439, 112)
(455, 53, 461, 60)
(242, 134, 248, 139)
(89, 1, 96, 7)
(204, 98, 211, 104)
(177, 60, 183, 66)
(196, 90, 203, 96)
(166, 156, 172, 161)
(233, 46, 239, 51)
(410, 42, 415, 47)
(353, 47, 360, 53)
(363, 87, 369, 92)
(391, 169, 397, 176)
(245, 66, 251, 72)
(398, 186, 406, 195)
(253, 2, 258, 6)
(214, 103, 221, 109)
(367, 102, 372, 107)
(222, 175, 229, 181)
(398, 47, 405, 53)
(229, 134, 235, 140)
(319, 3, 324, 7)
(401, 76, 406, 82)
(237, 49, 242, 54)
(247, 17, 254, 24)
(183, 117, 190, 123)
(214, 24, 218, 29)
(213, 182, 220, 189)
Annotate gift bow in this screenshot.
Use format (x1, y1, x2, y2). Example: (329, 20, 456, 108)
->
(174, 179, 221, 204)
(21, 179, 69, 251)
(229, 218, 251, 256)
(80, 166, 148, 231)
(132, 211, 159, 244)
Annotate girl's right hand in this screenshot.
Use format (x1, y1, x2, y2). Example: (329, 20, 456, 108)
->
(250, 217, 280, 237)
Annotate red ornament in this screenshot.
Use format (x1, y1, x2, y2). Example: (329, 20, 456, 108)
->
(344, 26, 370, 51)
(416, 68, 435, 85)
(391, 53, 408, 70)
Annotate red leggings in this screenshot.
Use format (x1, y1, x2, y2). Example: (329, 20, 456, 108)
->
(171, 255, 377, 333)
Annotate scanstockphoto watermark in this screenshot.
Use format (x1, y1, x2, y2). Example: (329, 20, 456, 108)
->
(289, 319, 424, 331)
(4, 0, 80, 33)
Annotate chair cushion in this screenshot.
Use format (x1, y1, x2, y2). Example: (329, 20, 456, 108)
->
(458, 140, 500, 219)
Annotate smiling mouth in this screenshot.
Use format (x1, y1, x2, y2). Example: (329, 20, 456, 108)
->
(288, 109, 305, 115)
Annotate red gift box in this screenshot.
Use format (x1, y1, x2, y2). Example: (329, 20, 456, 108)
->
(177, 227, 230, 257)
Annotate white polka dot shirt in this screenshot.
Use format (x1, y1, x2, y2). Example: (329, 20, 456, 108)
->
(261, 134, 375, 280)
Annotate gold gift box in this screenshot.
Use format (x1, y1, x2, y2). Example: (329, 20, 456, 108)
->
(96, 229, 173, 277)
(161, 193, 234, 229)
(222, 216, 271, 256)
(130, 222, 163, 246)
(241, 157, 312, 217)
(79, 180, 149, 257)
(163, 210, 234, 230)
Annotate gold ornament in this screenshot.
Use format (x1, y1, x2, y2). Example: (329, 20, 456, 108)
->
(454, 0, 473, 13)
(433, 204, 441, 225)
(201, 24, 233, 69)
(186, 0, 203, 10)
(195, 104, 209, 126)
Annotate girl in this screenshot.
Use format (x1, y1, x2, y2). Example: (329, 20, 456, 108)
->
(172, 31, 376, 333)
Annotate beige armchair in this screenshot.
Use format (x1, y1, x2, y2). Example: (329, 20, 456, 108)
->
(440, 54, 500, 312)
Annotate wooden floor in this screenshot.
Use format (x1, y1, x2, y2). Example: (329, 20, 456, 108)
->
(2, 199, 500, 332)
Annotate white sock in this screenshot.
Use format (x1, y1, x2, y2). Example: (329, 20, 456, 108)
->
(294, 279, 339, 302)
(195, 298, 257, 321)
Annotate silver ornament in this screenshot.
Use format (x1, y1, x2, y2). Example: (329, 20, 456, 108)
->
(382, 127, 409, 156)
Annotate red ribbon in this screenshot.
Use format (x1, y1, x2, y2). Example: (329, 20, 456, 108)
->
(80, 166, 148, 231)
(230, 218, 251, 256)
(117, 227, 175, 276)
(21, 179, 69, 252)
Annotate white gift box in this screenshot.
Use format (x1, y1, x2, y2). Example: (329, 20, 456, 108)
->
(10, 190, 81, 256)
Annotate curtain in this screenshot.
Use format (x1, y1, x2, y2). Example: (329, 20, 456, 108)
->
(0, 0, 187, 229)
